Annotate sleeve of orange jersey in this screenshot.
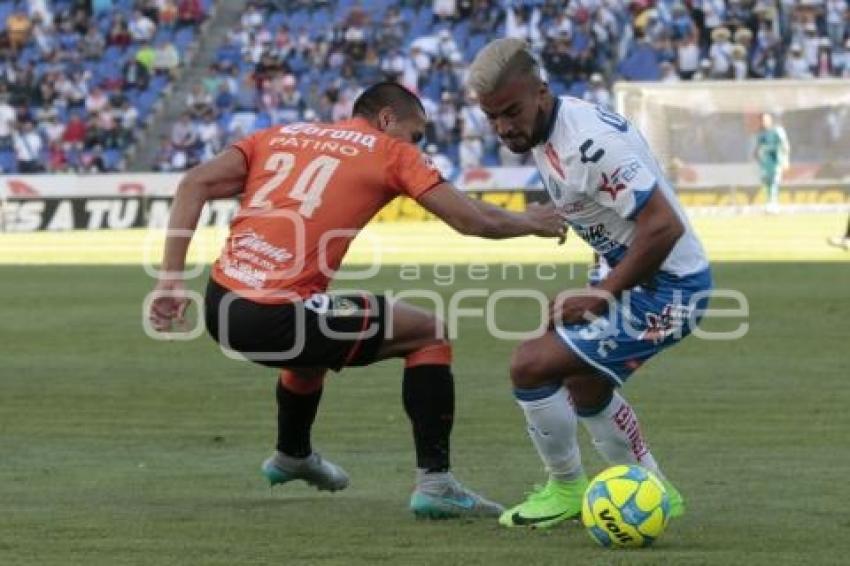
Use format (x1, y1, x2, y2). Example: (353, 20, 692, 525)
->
(386, 141, 445, 200)
(231, 131, 260, 165)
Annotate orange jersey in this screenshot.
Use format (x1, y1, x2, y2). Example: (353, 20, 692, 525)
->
(211, 118, 443, 303)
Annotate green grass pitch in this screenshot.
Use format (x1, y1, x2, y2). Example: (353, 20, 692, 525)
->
(1, 263, 848, 565)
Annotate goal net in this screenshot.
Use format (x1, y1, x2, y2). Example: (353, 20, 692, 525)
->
(613, 79, 850, 192)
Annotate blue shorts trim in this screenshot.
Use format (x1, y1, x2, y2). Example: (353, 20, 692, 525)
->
(555, 326, 624, 386)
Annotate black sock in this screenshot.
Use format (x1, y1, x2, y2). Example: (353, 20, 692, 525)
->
(276, 379, 322, 459)
(402, 364, 454, 473)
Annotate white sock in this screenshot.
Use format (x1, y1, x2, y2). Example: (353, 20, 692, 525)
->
(578, 391, 664, 480)
(515, 385, 584, 482)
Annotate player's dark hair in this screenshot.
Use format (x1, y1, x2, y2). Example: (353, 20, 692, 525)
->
(352, 81, 425, 120)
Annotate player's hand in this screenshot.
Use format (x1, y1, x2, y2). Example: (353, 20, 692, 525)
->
(148, 277, 190, 332)
(548, 290, 610, 327)
(525, 202, 567, 243)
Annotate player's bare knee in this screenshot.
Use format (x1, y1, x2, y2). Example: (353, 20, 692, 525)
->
(510, 342, 545, 388)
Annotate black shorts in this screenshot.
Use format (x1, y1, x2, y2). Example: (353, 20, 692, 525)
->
(204, 279, 387, 371)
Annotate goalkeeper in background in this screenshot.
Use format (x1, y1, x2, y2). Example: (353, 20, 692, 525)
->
(754, 113, 790, 214)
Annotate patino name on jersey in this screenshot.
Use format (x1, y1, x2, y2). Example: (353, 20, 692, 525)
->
(276, 123, 378, 149)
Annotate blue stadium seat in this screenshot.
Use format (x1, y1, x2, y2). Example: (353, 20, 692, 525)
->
(0, 150, 17, 173)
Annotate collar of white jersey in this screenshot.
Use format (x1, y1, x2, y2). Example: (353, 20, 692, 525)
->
(540, 96, 562, 145)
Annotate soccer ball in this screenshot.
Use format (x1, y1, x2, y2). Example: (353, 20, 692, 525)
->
(581, 465, 670, 548)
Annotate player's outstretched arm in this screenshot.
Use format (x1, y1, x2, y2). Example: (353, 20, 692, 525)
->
(418, 182, 565, 240)
(160, 148, 247, 274)
(149, 149, 247, 332)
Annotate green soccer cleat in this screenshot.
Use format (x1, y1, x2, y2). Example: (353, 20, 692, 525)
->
(499, 475, 589, 528)
(662, 479, 685, 518)
(261, 451, 349, 492)
(410, 473, 504, 519)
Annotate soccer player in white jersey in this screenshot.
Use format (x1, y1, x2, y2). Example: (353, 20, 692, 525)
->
(468, 39, 713, 528)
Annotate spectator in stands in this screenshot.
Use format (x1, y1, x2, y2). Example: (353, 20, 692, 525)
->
(123, 56, 151, 91)
(786, 43, 813, 78)
(137, 0, 161, 24)
(459, 130, 484, 170)
(187, 83, 214, 118)
(159, 1, 179, 29)
(32, 16, 56, 59)
(543, 32, 578, 84)
(81, 24, 106, 60)
(459, 90, 494, 152)
(751, 20, 781, 78)
(676, 32, 700, 79)
(62, 113, 87, 150)
(177, 0, 206, 28)
(731, 44, 749, 80)
(506, 5, 542, 47)
(197, 109, 223, 161)
(234, 75, 259, 111)
(13, 120, 44, 173)
(0, 93, 15, 150)
(469, 0, 498, 36)
(827, 0, 848, 47)
(436, 28, 461, 61)
(273, 74, 305, 123)
(709, 27, 734, 78)
(214, 81, 236, 114)
(80, 144, 108, 173)
(154, 40, 181, 77)
(86, 86, 110, 115)
(376, 7, 405, 52)
(107, 14, 132, 47)
(242, 3, 264, 30)
(136, 40, 157, 73)
(434, 91, 458, 147)
(584, 73, 613, 108)
(171, 112, 199, 153)
(660, 60, 681, 82)
(433, 0, 458, 24)
(153, 135, 177, 171)
(39, 110, 65, 146)
(7, 10, 32, 53)
(48, 141, 69, 172)
(129, 10, 157, 43)
(117, 99, 139, 146)
(29, 0, 53, 27)
(380, 48, 408, 83)
(69, 7, 89, 35)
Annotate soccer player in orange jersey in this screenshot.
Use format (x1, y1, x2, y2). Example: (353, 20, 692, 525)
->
(148, 82, 565, 519)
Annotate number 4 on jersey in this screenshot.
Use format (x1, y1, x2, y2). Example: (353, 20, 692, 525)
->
(249, 152, 341, 218)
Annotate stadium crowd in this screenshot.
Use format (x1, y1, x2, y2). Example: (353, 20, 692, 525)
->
(0, 1, 846, 174)
(0, 0, 208, 174)
(161, 0, 848, 173)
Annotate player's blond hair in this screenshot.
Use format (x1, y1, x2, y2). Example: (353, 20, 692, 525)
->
(466, 38, 541, 96)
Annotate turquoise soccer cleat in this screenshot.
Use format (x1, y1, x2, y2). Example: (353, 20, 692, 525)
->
(410, 473, 504, 519)
(261, 451, 349, 492)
